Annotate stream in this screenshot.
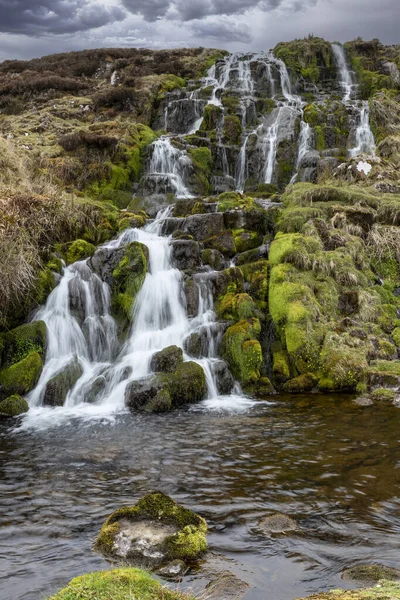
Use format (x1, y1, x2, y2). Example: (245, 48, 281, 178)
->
(1, 395, 400, 600)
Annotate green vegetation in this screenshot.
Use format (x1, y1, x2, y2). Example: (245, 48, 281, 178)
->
(0, 395, 29, 417)
(49, 568, 195, 600)
(274, 36, 335, 84)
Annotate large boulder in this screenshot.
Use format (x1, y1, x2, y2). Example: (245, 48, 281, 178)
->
(183, 213, 224, 241)
(150, 346, 183, 373)
(125, 361, 207, 413)
(94, 492, 208, 567)
(0, 395, 29, 417)
(170, 239, 201, 271)
(43, 356, 83, 407)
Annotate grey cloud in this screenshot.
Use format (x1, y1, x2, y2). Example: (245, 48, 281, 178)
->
(0, 0, 126, 35)
(190, 18, 253, 43)
(121, 0, 309, 22)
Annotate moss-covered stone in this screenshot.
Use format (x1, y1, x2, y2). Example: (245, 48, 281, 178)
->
(0, 352, 42, 399)
(1, 321, 47, 369)
(370, 388, 397, 402)
(296, 580, 400, 600)
(233, 230, 263, 253)
(66, 239, 96, 265)
(282, 373, 318, 393)
(112, 241, 149, 324)
(49, 567, 195, 600)
(150, 346, 183, 373)
(272, 341, 291, 384)
(168, 361, 207, 407)
(95, 492, 208, 566)
(342, 564, 400, 585)
(221, 318, 262, 385)
(0, 394, 29, 417)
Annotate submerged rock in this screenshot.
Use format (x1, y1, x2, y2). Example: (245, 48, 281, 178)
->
(258, 513, 299, 535)
(95, 492, 208, 567)
(0, 395, 29, 417)
(296, 580, 400, 600)
(206, 571, 249, 600)
(156, 559, 188, 579)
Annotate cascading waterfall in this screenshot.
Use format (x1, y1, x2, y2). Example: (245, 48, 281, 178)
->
(27, 208, 242, 421)
(349, 101, 376, 157)
(332, 43, 356, 102)
(332, 43, 375, 157)
(290, 121, 313, 184)
(148, 137, 192, 198)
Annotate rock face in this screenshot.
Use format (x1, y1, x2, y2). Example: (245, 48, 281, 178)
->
(95, 492, 208, 568)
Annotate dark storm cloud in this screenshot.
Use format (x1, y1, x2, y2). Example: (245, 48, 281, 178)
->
(121, 0, 309, 22)
(0, 0, 126, 35)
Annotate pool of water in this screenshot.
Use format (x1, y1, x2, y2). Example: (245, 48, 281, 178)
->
(1, 395, 400, 600)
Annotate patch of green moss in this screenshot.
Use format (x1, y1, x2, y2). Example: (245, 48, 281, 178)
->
(0, 395, 29, 417)
(0, 352, 43, 398)
(188, 146, 212, 173)
(221, 318, 262, 384)
(295, 580, 400, 600)
(223, 114, 242, 145)
(66, 239, 96, 265)
(200, 104, 222, 131)
(282, 373, 318, 392)
(272, 340, 291, 383)
(168, 361, 207, 406)
(233, 230, 263, 253)
(217, 191, 254, 212)
(370, 388, 396, 402)
(320, 332, 369, 391)
(112, 242, 149, 324)
(49, 567, 195, 600)
(1, 321, 47, 368)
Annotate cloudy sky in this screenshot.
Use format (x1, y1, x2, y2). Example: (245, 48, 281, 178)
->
(0, 0, 398, 62)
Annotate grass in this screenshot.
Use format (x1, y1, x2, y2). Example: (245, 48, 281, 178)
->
(48, 568, 195, 600)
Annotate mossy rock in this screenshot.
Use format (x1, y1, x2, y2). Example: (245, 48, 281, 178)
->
(370, 388, 397, 402)
(295, 580, 400, 600)
(168, 362, 207, 407)
(118, 214, 147, 232)
(320, 332, 369, 391)
(66, 239, 96, 265)
(43, 356, 83, 407)
(49, 567, 195, 600)
(342, 564, 400, 585)
(0, 352, 43, 399)
(95, 492, 208, 567)
(203, 230, 236, 258)
(217, 192, 254, 212)
(282, 373, 318, 393)
(216, 292, 258, 322)
(112, 242, 149, 324)
(201, 248, 224, 270)
(233, 230, 263, 253)
(150, 346, 183, 374)
(367, 360, 400, 388)
(0, 395, 29, 417)
(245, 376, 276, 396)
(272, 341, 291, 384)
(221, 318, 262, 385)
(1, 321, 47, 369)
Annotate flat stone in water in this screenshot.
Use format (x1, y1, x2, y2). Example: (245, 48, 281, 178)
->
(258, 513, 299, 534)
(342, 563, 400, 585)
(352, 397, 374, 407)
(157, 559, 188, 579)
(113, 519, 177, 561)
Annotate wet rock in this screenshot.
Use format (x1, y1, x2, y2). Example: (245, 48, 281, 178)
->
(204, 230, 236, 258)
(184, 278, 199, 318)
(183, 212, 224, 241)
(43, 356, 83, 407)
(212, 360, 235, 395)
(352, 396, 374, 407)
(156, 559, 188, 579)
(282, 373, 318, 393)
(150, 346, 183, 373)
(0, 395, 29, 417)
(89, 246, 126, 286)
(235, 243, 269, 266)
(95, 491, 208, 567)
(202, 248, 225, 270)
(258, 513, 299, 534)
(342, 564, 400, 585)
(160, 217, 185, 235)
(170, 239, 201, 270)
(206, 571, 249, 600)
(212, 267, 244, 298)
(124, 376, 166, 412)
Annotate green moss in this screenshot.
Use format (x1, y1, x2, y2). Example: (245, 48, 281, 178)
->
(320, 332, 369, 391)
(304, 103, 320, 127)
(221, 95, 239, 113)
(168, 361, 207, 406)
(370, 388, 397, 402)
(221, 318, 262, 384)
(66, 239, 95, 265)
(216, 292, 258, 321)
(240, 260, 269, 307)
(49, 568, 195, 600)
(314, 125, 326, 151)
(295, 580, 400, 600)
(392, 327, 400, 347)
(200, 104, 222, 131)
(0, 352, 43, 398)
(187, 146, 212, 173)
(95, 492, 208, 564)
(117, 213, 146, 232)
(272, 341, 291, 383)
(217, 192, 254, 212)
(343, 564, 400, 585)
(0, 395, 29, 417)
(274, 36, 335, 84)
(282, 373, 318, 392)
(1, 321, 47, 368)
(112, 242, 148, 324)
(223, 114, 242, 145)
(233, 230, 263, 253)
(269, 232, 322, 267)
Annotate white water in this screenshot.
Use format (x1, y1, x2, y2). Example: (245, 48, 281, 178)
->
(349, 101, 376, 157)
(290, 121, 313, 184)
(332, 44, 375, 158)
(332, 43, 356, 102)
(24, 208, 245, 428)
(148, 137, 193, 198)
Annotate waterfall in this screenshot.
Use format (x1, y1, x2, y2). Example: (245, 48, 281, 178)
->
(148, 137, 192, 198)
(290, 121, 313, 183)
(349, 101, 376, 158)
(27, 208, 240, 418)
(238, 59, 254, 94)
(263, 108, 283, 184)
(236, 134, 251, 192)
(332, 43, 356, 102)
(332, 44, 375, 157)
